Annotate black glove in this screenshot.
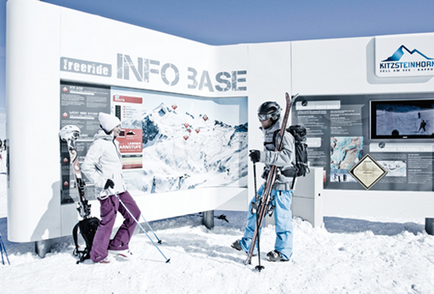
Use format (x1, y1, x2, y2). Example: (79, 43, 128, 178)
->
(249, 150, 260, 163)
(104, 179, 115, 190)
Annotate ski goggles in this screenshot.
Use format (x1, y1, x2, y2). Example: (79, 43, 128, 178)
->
(258, 113, 275, 121)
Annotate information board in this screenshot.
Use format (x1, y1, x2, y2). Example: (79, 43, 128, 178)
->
(294, 93, 434, 191)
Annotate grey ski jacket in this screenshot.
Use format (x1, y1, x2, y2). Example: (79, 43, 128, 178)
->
(259, 120, 295, 190)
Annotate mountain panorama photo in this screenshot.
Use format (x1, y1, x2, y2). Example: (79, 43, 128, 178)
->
(120, 101, 248, 194)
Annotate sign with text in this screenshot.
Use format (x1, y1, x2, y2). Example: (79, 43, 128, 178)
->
(375, 34, 434, 77)
(349, 154, 387, 190)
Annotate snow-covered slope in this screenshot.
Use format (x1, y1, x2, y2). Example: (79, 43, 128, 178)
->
(0, 175, 433, 294)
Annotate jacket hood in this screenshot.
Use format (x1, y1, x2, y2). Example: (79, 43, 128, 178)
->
(94, 128, 115, 141)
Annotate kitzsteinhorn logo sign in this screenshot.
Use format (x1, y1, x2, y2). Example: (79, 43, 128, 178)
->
(379, 45, 434, 73)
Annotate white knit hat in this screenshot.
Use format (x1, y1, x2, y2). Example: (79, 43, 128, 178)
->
(98, 112, 121, 133)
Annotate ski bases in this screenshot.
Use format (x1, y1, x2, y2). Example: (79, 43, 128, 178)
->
(244, 92, 299, 269)
(59, 125, 92, 219)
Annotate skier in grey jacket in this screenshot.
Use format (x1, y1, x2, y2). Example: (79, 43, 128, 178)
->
(82, 112, 141, 263)
(232, 101, 295, 262)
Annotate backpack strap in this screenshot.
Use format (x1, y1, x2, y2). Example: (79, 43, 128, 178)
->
(72, 221, 88, 264)
(291, 173, 297, 190)
(72, 222, 80, 253)
(271, 129, 280, 147)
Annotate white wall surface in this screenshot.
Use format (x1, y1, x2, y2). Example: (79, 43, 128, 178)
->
(7, 0, 252, 242)
(6, 0, 434, 242)
(292, 35, 434, 95)
(7, 0, 62, 242)
(292, 34, 434, 218)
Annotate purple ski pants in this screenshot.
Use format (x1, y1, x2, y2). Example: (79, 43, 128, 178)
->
(90, 191, 141, 263)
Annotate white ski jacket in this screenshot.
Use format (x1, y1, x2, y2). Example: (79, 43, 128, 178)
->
(82, 129, 127, 199)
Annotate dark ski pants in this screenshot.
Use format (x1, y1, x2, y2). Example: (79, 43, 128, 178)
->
(240, 185, 293, 260)
(90, 191, 141, 263)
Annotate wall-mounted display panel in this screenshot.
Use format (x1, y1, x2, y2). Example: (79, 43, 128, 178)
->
(293, 93, 434, 192)
(371, 99, 434, 139)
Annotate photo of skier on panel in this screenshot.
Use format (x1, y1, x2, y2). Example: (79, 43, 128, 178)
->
(418, 119, 427, 133)
(81, 113, 141, 263)
(232, 101, 295, 262)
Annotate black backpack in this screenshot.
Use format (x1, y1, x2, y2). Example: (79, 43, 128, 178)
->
(72, 217, 100, 264)
(273, 125, 310, 180)
(287, 125, 309, 177)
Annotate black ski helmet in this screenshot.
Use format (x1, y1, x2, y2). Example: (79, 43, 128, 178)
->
(257, 101, 281, 122)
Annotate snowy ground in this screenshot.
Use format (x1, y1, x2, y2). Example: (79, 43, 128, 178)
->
(0, 173, 433, 294)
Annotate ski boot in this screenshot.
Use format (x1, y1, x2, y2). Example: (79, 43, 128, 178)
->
(109, 249, 133, 260)
(231, 240, 257, 256)
(266, 250, 289, 262)
(231, 240, 243, 251)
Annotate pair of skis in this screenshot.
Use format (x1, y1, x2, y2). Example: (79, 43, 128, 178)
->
(244, 92, 298, 270)
(59, 125, 91, 219)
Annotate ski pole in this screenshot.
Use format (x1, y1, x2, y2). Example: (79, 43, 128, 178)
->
(110, 190, 170, 263)
(252, 162, 264, 271)
(253, 161, 259, 204)
(0, 238, 3, 265)
(0, 232, 10, 265)
(140, 213, 162, 244)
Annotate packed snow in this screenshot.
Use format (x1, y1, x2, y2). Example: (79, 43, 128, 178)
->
(0, 174, 433, 293)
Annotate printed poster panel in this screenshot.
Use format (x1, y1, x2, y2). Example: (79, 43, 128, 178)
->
(293, 93, 434, 191)
(117, 128, 143, 169)
(111, 87, 248, 195)
(330, 136, 364, 183)
(60, 83, 110, 204)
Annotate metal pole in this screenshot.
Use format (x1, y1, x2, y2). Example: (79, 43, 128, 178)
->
(425, 218, 434, 235)
(203, 210, 214, 229)
(0, 233, 10, 265)
(111, 191, 170, 263)
(253, 162, 265, 271)
(140, 214, 163, 244)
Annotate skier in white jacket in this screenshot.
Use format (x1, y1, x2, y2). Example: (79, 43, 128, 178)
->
(82, 112, 141, 263)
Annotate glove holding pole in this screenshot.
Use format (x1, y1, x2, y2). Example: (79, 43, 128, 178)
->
(104, 179, 114, 190)
(249, 150, 260, 164)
